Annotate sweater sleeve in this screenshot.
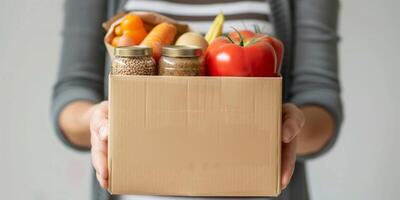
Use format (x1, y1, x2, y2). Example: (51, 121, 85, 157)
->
(290, 0, 344, 159)
(51, 0, 107, 151)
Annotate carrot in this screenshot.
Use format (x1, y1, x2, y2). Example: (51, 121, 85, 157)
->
(140, 22, 177, 60)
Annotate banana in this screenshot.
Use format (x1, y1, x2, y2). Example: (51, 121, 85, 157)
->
(205, 12, 224, 43)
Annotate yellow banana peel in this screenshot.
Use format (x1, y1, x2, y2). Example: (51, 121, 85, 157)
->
(205, 12, 224, 43)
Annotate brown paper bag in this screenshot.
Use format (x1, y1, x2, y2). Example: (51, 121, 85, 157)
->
(103, 11, 190, 60)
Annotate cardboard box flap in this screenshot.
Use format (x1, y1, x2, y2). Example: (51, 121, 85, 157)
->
(109, 75, 282, 196)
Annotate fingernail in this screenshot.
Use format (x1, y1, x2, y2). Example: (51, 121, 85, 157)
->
(281, 175, 289, 189)
(283, 126, 292, 142)
(294, 122, 301, 135)
(99, 126, 108, 140)
(283, 123, 299, 142)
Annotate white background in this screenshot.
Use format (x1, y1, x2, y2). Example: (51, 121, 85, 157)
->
(0, 0, 399, 199)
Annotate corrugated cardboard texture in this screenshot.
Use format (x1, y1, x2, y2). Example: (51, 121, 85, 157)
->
(109, 75, 282, 197)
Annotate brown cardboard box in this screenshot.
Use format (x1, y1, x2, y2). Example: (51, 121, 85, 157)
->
(108, 75, 282, 197)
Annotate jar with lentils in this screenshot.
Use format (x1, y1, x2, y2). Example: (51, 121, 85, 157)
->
(158, 45, 203, 76)
(111, 46, 157, 75)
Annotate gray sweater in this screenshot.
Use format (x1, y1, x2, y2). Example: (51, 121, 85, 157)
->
(51, 0, 343, 199)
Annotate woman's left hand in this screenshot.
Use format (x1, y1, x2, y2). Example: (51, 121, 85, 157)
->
(281, 103, 306, 189)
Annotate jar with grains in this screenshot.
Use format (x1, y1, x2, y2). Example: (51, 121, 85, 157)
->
(111, 46, 157, 75)
(158, 45, 203, 76)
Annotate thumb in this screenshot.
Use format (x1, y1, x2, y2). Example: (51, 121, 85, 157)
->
(90, 101, 109, 141)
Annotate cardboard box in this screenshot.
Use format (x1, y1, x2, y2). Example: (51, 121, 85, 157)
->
(108, 75, 282, 197)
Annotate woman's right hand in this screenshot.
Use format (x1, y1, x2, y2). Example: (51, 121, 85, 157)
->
(90, 101, 109, 189)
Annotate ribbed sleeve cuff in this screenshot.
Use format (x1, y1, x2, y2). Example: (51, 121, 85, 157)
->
(291, 88, 343, 160)
(51, 87, 103, 151)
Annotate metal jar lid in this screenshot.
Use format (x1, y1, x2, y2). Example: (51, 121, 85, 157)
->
(114, 46, 152, 57)
(162, 45, 202, 58)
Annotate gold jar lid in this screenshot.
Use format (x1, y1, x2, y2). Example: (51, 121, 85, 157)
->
(162, 45, 202, 58)
(114, 46, 152, 57)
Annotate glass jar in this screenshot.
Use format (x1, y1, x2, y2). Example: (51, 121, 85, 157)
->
(111, 46, 157, 75)
(158, 45, 203, 76)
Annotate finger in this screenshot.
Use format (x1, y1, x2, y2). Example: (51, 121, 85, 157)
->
(282, 104, 305, 143)
(91, 128, 108, 180)
(282, 118, 301, 143)
(98, 125, 109, 141)
(90, 101, 109, 183)
(90, 102, 109, 141)
(283, 103, 305, 127)
(90, 118, 109, 141)
(281, 137, 297, 190)
(96, 171, 108, 189)
(91, 148, 108, 180)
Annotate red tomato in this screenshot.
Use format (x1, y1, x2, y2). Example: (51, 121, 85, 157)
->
(228, 30, 256, 42)
(205, 31, 283, 77)
(228, 30, 284, 70)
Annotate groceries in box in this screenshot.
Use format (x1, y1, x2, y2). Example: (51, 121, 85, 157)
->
(104, 12, 283, 197)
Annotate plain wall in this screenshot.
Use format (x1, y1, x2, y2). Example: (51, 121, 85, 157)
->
(307, 0, 400, 199)
(0, 0, 399, 199)
(0, 0, 91, 199)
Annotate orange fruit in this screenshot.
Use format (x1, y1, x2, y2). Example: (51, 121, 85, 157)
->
(111, 36, 120, 47)
(123, 28, 148, 44)
(114, 25, 123, 36)
(120, 14, 144, 31)
(117, 34, 136, 47)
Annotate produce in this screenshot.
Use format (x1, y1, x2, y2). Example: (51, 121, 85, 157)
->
(175, 32, 208, 51)
(205, 13, 224, 43)
(111, 14, 148, 47)
(205, 30, 284, 77)
(111, 36, 120, 47)
(117, 34, 136, 46)
(141, 22, 177, 60)
(120, 14, 145, 31)
(228, 29, 284, 68)
(114, 25, 123, 36)
(118, 29, 147, 46)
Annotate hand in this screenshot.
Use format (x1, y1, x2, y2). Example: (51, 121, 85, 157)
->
(281, 103, 306, 189)
(90, 101, 109, 189)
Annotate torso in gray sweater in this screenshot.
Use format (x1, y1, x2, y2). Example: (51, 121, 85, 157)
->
(51, 0, 343, 200)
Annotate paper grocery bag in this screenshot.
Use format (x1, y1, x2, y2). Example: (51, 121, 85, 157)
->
(103, 11, 190, 59)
